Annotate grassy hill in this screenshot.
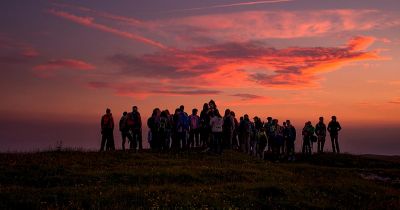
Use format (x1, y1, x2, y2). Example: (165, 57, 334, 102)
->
(0, 150, 399, 209)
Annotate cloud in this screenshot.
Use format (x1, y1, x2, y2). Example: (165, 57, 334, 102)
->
(0, 34, 39, 64)
(389, 97, 400, 104)
(167, 0, 293, 12)
(33, 59, 95, 77)
(47, 9, 167, 49)
(108, 37, 380, 89)
(231, 93, 263, 100)
(347, 36, 375, 51)
(87, 81, 221, 98)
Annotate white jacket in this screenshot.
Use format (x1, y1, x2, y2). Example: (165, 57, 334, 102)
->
(210, 116, 223, 133)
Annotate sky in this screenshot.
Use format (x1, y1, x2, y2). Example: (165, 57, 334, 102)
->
(1, 0, 400, 154)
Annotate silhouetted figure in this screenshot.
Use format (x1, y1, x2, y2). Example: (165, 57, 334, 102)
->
(315, 117, 327, 153)
(177, 105, 189, 150)
(119, 111, 133, 151)
(231, 111, 240, 149)
(264, 117, 273, 152)
(253, 116, 263, 156)
(148, 108, 161, 151)
(210, 109, 223, 154)
(158, 110, 171, 151)
(273, 119, 284, 161)
(223, 109, 235, 149)
(239, 114, 252, 154)
(302, 121, 314, 156)
(200, 103, 211, 148)
(100, 108, 115, 151)
(188, 108, 200, 148)
(327, 116, 342, 153)
(127, 106, 142, 150)
(171, 108, 181, 152)
(257, 127, 268, 160)
(284, 120, 296, 161)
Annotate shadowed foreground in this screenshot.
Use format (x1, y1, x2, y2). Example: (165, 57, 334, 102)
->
(0, 150, 399, 209)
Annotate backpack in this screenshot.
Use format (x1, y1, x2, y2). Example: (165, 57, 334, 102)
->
(126, 113, 135, 127)
(158, 117, 168, 132)
(212, 117, 223, 132)
(119, 116, 127, 131)
(190, 115, 199, 130)
(223, 116, 233, 130)
(102, 114, 113, 129)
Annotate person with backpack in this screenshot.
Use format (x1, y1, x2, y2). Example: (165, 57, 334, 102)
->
(177, 105, 189, 151)
(315, 117, 327, 153)
(284, 120, 296, 161)
(200, 103, 211, 149)
(126, 106, 142, 151)
(100, 108, 115, 151)
(158, 110, 171, 151)
(327, 116, 342, 153)
(119, 111, 133, 151)
(302, 121, 315, 156)
(189, 108, 200, 148)
(222, 109, 235, 149)
(210, 109, 224, 154)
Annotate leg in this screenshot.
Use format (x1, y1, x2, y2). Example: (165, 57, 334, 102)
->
(100, 133, 107, 151)
(321, 136, 325, 153)
(331, 136, 336, 153)
(121, 132, 126, 151)
(334, 135, 340, 153)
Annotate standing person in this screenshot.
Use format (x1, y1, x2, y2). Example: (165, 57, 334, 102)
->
(302, 121, 314, 156)
(127, 106, 142, 151)
(273, 119, 284, 160)
(240, 114, 252, 154)
(177, 105, 189, 150)
(189, 108, 200, 148)
(171, 108, 181, 152)
(147, 108, 161, 151)
(264, 117, 274, 152)
(231, 111, 240, 149)
(200, 103, 211, 148)
(210, 109, 223, 154)
(315, 117, 327, 153)
(100, 108, 115, 151)
(257, 127, 268, 160)
(158, 111, 171, 151)
(253, 116, 263, 156)
(222, 109, 235, 149)
(119, 111, 133, 151)
(285, 120, 296, 161)
(327, 116, 342, 154)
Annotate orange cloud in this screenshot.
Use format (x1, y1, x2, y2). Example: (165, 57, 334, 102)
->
(347, 36, 376, 51)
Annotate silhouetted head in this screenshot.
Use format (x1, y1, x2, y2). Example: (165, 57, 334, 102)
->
(164, 109, 170, 116)
(152, 108, 160, 117)
(106, 108, 111, 114)
(175, 108, 180, 115)
(307, 121, 312, 125)
(179, 105, 184, 112)
(319, 117, 324, 122)
(244, 114, 249, 120)
(132, 106, 138, 112)
(230, 111, 235, 117)
(253, 116, 259, 121)
(192, 108, 198, 115)
(209, 100, 216, 109)
(160, 111, 167, 118)
(224, 109, 231, 117)
(332, 116, 337, 121)
(123, 111, 127, 116)
(203, 103, 209, 111)
(240, 116, 244, 121)
(267, 117, 272, 122)
(286, 120, 291, 126)
(273, 119, 278, 124)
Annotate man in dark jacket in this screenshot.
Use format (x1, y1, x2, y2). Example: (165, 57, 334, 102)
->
(327, 116, 342, 153)
(315, 117, 327, 153)
(100, 108, 115, 151)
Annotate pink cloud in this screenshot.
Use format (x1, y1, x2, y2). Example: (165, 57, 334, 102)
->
(33, 59, 95, 71)
(347, 36, 375, 51)
(47, 9, 167, 49)
(0, 34, 40, 64)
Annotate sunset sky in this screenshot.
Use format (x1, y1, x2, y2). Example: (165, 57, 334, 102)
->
(1, 0, 399, 154)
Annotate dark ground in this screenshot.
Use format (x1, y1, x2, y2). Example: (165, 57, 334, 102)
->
(0, 149, 399, 209)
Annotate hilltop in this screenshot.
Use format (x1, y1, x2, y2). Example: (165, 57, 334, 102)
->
(0, 150, 399, 209)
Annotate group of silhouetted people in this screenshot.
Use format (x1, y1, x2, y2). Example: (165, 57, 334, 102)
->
(100, 100, 342, 161)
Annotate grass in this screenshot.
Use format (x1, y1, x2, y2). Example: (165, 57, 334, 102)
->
(0, 150, 399, 209)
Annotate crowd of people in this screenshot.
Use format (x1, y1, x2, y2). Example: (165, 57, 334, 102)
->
(100, 100, 342, 161)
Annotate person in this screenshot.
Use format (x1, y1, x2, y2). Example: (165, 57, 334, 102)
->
(178, 105, 189, 150)
(210, 109, 223, 154)
(273, 119, 284, 160)
(284, 120, 296, 161)
(199, 103, 211, 148)
(158, 110, 171, 151)
(100, 108, 115, 151)
(126, 106, 142, 150)
(189, 108, 200, 148)
(239, 114, 252, 154)
(231, 111, 240, 149)
(119, 111, 133, 151)
(264, 117, 273, 152)
(253, 116, 263, 156)
(302, 121, 314, 156)
(222, 109, 235, 149)
(315, 117, 327, 153)
(327, 116, 342, 153)
(171, 108, 181, 152)
(147, 108, 161, 151)
(257, 127, 268, 160)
